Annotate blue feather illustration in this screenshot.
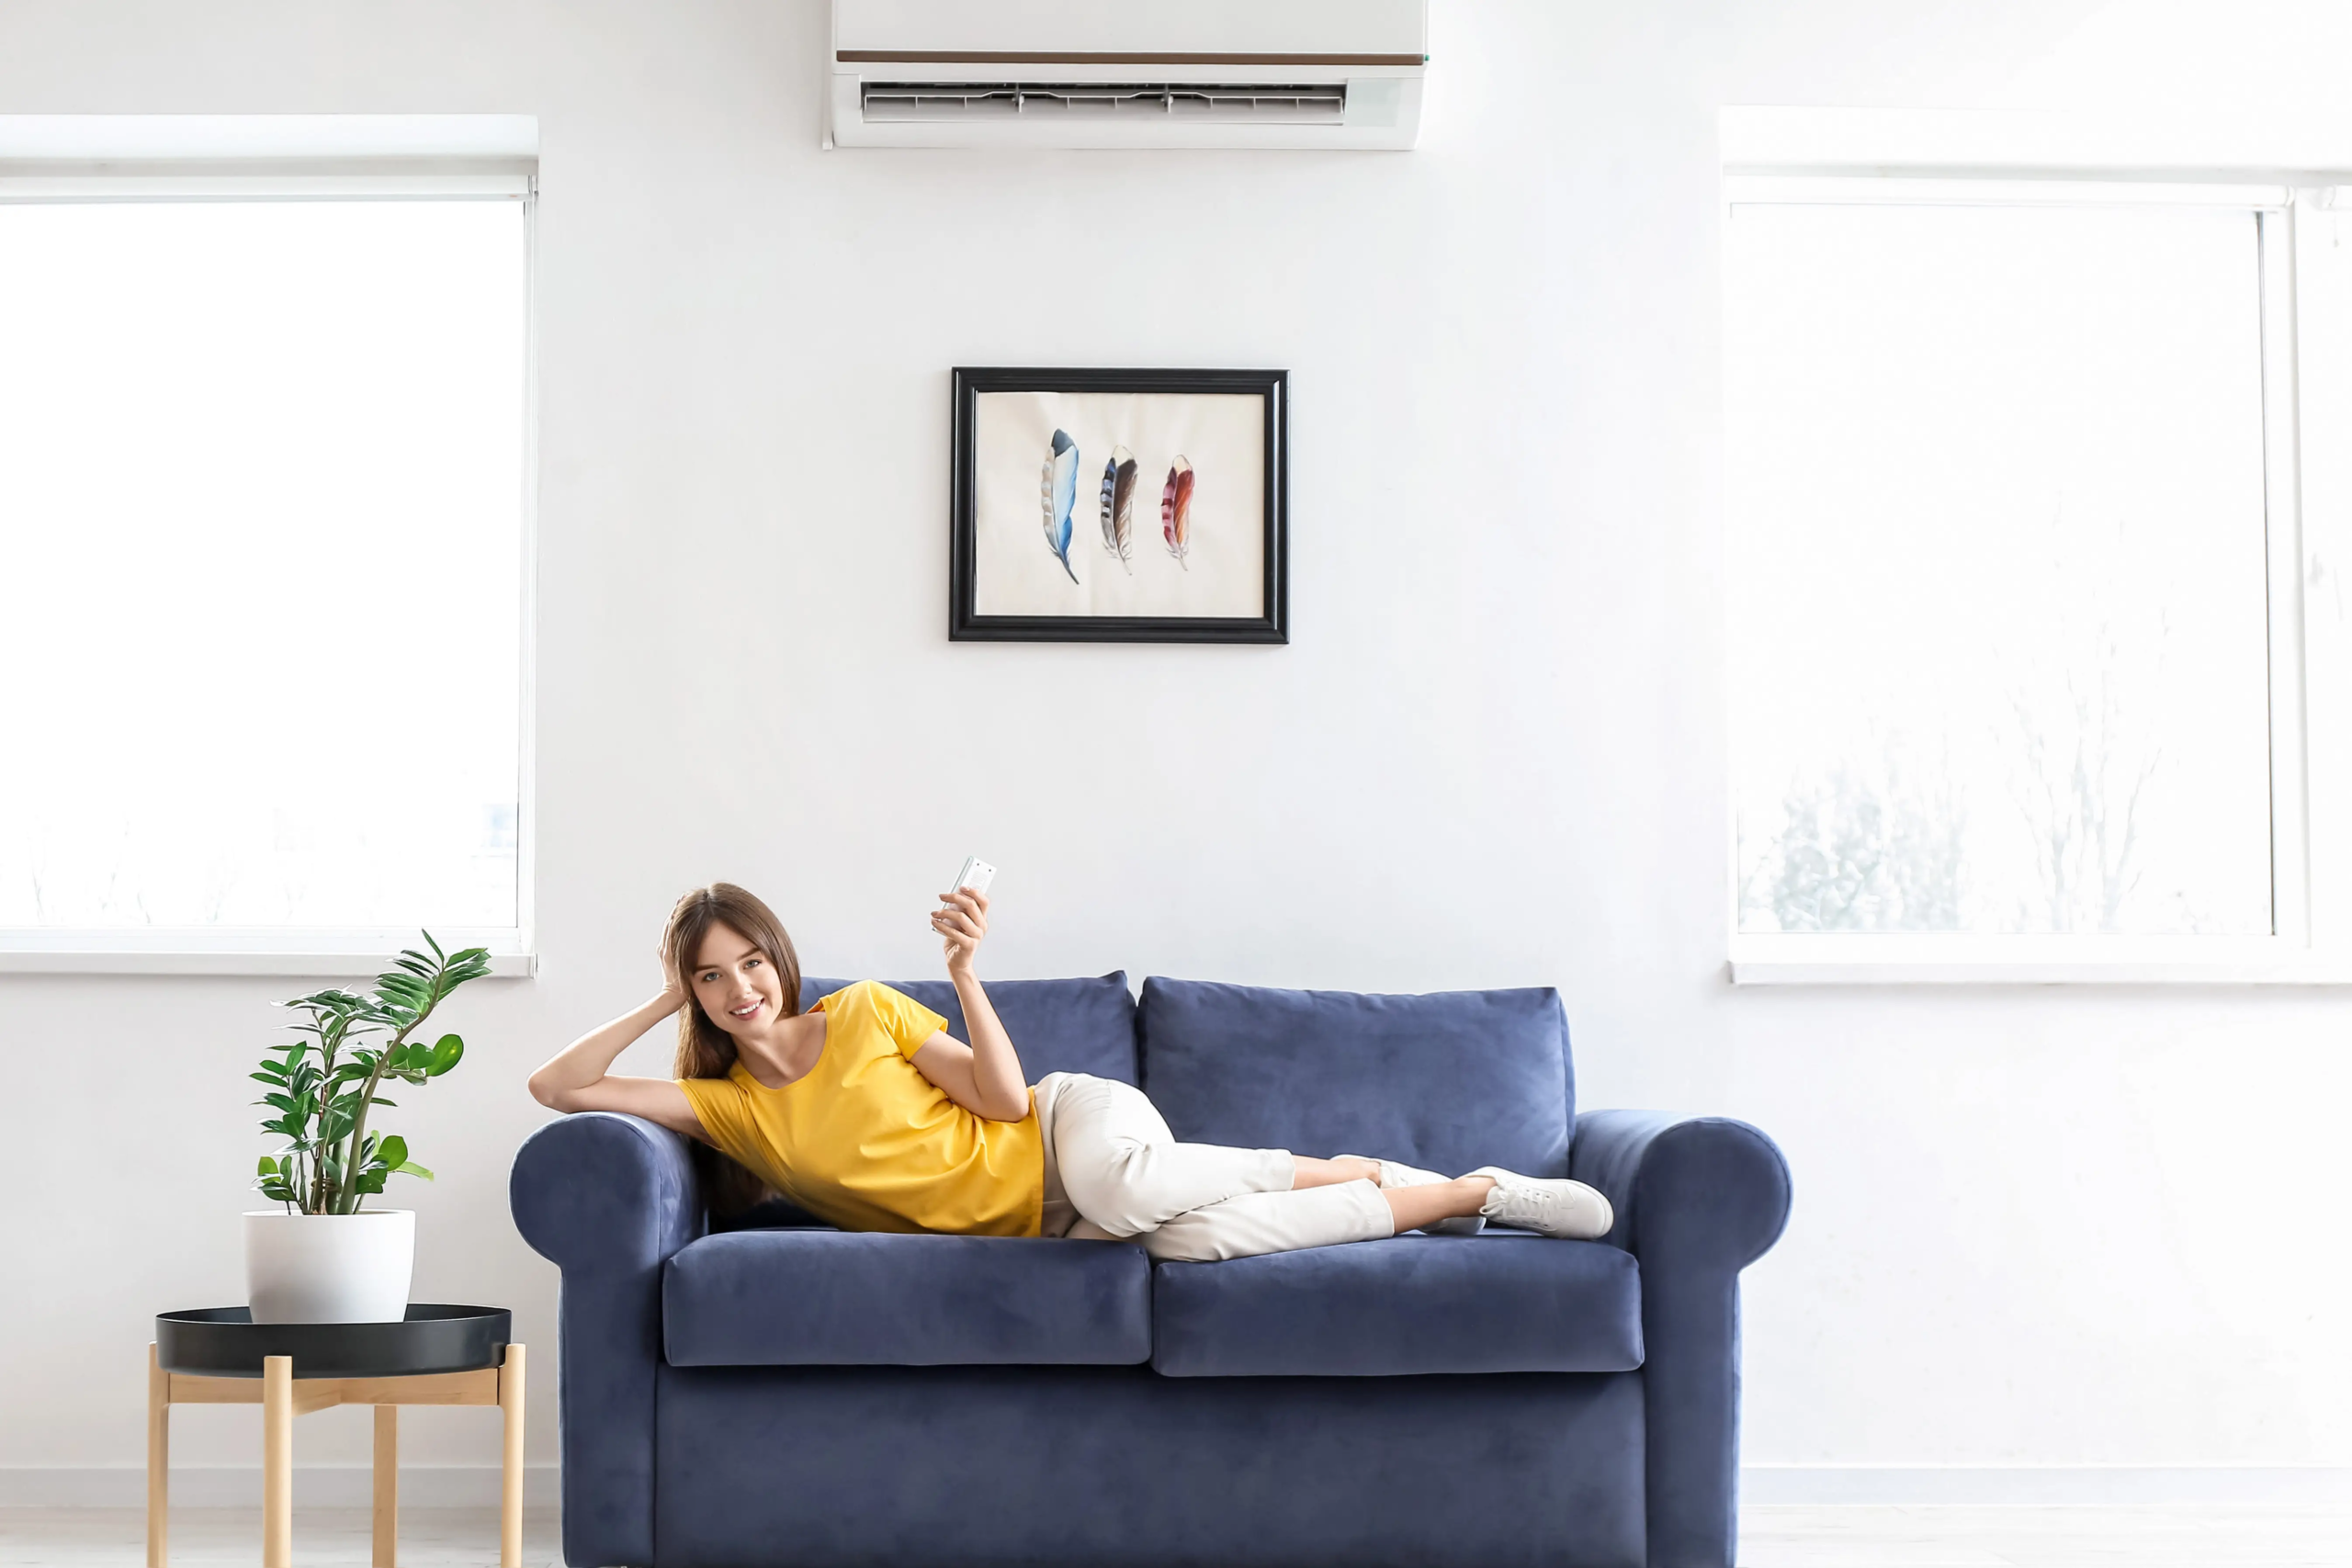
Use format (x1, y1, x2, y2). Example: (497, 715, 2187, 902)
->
(1040, 429, 1080, 584)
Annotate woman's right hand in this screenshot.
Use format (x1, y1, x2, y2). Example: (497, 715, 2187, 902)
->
(656, 943, 690, 1012)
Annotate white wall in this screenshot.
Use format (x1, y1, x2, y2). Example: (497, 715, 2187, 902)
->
(3, 0, 2348, 1505)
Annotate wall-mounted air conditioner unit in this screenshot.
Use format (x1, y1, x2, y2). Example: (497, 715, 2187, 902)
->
(827, 0, 1427, 151)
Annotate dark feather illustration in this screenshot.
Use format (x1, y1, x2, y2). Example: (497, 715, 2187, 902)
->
(1040, 429, 1080, 584)
(1161, 456, 1193, 570)
(1100, 445, 1137, 574)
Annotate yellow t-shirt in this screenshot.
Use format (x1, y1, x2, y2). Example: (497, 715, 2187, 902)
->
(674, 980, 1046, 1237)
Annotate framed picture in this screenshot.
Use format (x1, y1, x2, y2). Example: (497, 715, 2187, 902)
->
(950, 367, 1288, 643)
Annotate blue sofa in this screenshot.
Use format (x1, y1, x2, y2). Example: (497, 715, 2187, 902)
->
(510, 975, 1791, 1568)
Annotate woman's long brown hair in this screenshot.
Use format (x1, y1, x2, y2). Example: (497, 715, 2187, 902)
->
(662, 882, 804, 1220)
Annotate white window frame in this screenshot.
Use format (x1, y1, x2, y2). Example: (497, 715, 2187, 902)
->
(0, 152, 538, 977)
(1721, 110, 2352, 984)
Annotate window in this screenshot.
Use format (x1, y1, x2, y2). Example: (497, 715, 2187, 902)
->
(0, 180, 532, 969)
(1724, 170, 2352, 980)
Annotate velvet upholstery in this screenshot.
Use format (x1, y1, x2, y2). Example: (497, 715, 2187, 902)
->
(654, 1363, 1648, 1568)
(509, 1112, 702, 1568)
(1137, 977, 1572, 1178)
(800, 971, 1137, 1083)
(1572, 1111, 1793, 1568)
(1151, 1230, 1642, 1377)
(664, 1230, 1152, 1367)
(511, 978, 1790, 1568)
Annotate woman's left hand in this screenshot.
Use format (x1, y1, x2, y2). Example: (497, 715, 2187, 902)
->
(933, 888, 989, 974)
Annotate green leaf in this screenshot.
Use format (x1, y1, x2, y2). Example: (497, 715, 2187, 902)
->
(391, 1160, 435, 1180)
(378, 1134, 408, 1170)
(356, 1170, 387, 1195)
(426, 1035, 464, 1076)
(257, 1156, 279, 1177)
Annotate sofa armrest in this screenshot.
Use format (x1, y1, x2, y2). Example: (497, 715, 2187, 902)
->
(1569, 1111, 1789, 1269)
(1570, 1111, 1791, 1568)
(511, 1111, 702, 1275)
(510, 1113, 704, 1568)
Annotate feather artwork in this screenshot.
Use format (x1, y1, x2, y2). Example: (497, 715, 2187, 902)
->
(1099, 446, 1137, 574)
(1160, 456, 1194, 570)
(1040, 429, 1080, 584)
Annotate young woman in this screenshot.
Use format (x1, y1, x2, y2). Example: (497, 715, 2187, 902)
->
(528, 883, 1612, 1262)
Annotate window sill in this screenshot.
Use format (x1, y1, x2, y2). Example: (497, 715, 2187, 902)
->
(1728, 935, 2352, 986)
(0, 950, 537, 978)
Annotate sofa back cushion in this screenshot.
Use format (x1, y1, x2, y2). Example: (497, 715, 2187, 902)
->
(799, 973, 1137, 1084)
(1138, 979, 1571, 1178)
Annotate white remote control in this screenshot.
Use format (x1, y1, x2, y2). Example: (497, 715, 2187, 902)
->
(952, 856, 997, 896)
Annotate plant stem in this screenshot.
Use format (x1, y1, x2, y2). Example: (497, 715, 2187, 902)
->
(334, 981, 445, 1214)
(336, 1052, 398, 1214)
(311, 1015, 341, 1215)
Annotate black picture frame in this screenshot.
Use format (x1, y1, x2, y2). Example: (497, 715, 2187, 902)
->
(949, 367, 1288, 644)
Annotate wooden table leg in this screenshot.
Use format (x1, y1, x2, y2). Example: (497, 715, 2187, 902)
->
(146, 1344, 168, 1568)
(499, 1345, 526, 1568)
(262, 1356, 293, 1568)
(373, 1404, 398, 1568)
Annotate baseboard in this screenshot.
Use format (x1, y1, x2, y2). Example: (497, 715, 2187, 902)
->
(1742, 1465, 2352, 1506)
(0, 1465, 559, 1509)
(9, 1463, 2346, 1511)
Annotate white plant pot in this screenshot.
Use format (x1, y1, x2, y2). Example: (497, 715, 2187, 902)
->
(243, 1210, 416, 1324)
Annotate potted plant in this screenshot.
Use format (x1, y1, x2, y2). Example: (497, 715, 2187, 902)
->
(245, 933, 490, 1323)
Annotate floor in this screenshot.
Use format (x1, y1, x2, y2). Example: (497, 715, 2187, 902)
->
(1740, 1506, 2352, 1567)
(0, 1509, 557, 1568)
(1, 1505, 2347, 1565)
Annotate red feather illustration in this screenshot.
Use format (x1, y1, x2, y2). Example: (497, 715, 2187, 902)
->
(1161, 457, 1194, 570)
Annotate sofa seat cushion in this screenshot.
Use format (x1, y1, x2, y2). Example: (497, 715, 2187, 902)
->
(1150, 1231, 1642, 1377)
(665, 1230, 1152, 1368)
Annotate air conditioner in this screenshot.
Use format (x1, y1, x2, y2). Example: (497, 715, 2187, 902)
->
(827, 0, 1427, 151)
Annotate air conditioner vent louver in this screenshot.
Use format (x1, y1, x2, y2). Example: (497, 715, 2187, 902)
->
(861, 81, 1348, 124)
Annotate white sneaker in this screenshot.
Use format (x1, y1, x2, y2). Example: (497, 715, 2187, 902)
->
(1342, 1155, 1486, 1235)
(1469, 1167, 1614, 1240)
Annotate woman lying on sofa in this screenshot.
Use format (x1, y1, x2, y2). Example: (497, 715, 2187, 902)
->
(526, 883, 1613, 1262)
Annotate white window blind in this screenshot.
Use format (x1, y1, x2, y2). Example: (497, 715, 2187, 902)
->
(1724, 173, 2352, 980)
(0, 187, 532, 967)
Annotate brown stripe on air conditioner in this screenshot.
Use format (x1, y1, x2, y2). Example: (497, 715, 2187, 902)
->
(837, 51, 1425, 67)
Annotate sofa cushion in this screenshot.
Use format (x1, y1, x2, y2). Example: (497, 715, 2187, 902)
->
(1138, 979, 1571, 1179)
(801, 973, 1137, 1084)
(664, 1230, 1152, 1368)
(1150, 1230, 1641, 1377)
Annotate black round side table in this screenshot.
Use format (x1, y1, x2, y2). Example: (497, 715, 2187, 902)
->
(148, 1306, 522, 1568)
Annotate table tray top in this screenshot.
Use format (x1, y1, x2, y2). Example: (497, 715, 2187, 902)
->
(157, 1305, 511, 1379)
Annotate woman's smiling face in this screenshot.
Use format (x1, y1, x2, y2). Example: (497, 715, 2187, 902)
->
(690, 920, 786, 1037)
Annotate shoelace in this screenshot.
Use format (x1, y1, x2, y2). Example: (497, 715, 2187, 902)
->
(1505, 1181, 1565, 1224)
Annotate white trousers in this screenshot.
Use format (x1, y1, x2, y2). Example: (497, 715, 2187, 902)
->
(1031, 1072, 1395, 1263)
